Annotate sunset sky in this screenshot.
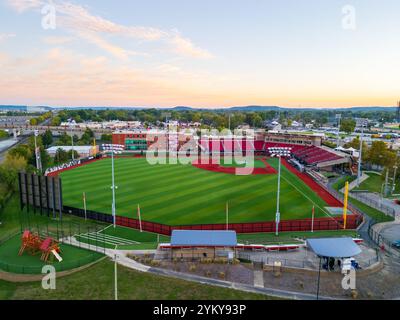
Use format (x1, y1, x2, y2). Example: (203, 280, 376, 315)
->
(0, 0, 399, 108)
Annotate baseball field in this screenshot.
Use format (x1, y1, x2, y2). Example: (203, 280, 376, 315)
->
(60, 157, 335, 225)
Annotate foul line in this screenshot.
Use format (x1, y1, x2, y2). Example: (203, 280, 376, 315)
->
(280, 174, 340, 223)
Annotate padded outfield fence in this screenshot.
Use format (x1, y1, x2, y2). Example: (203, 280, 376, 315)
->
(62, 205, 362, 236)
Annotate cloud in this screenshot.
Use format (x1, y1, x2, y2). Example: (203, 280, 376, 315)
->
(6, 0, 213, 60)
(42, 36, 74, 45)
(170, 33, 214, 59)
(0, 33, 16, 42)
(5, 0, 42, 13)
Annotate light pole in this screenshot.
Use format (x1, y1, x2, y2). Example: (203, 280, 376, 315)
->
(384, 169, 389, 197)
(103, 144, 123, 228)
(393, 165, 398, 193)
(356, 119, 366, 187)
(111, 149, 117, 228)
(336, 114, 341, 147)
(34, 130, 42, 173)
(71, 132, 75, 161)
(114, 253, 118, 300)
(275, 155, 281, 236)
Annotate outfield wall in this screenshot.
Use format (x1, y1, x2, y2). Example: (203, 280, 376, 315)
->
(62, 205, 362, 235)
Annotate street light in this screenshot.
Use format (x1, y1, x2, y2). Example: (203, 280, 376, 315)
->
(102, 144, 124, 228)
(275, 155, 281, 236)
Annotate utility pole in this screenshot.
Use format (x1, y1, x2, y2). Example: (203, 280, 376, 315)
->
(275, 155, 281, 236)
(385, 169, 389, 197)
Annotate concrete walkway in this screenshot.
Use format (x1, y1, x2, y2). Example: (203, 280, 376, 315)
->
(253, 270, 264, 288)
(340, 172, 369, 193)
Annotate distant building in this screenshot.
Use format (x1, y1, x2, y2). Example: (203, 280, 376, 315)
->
(46, 145, 98, 158)
(264, 131, 324, 146)
(263, 120, 282, 131)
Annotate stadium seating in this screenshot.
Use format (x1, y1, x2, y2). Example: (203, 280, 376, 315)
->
(196, 138, 342, 166)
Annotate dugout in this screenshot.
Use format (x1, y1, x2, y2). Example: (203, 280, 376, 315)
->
(169, 230, 237, 260)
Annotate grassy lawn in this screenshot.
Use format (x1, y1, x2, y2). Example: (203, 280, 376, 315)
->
(332, 175, 394, 223)
(0, 234, 103, 274)
(76, 225, 170, 250)
(353, 171, 400, 194)
(61, 157, 332, 225)
(0, 259, 274, 300)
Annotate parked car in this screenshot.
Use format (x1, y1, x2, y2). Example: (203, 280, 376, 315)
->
(391, 240, 400, 249)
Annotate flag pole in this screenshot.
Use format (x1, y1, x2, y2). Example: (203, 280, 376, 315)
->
(311, 205, 315, 233)
(138, 204, 142, 232)
(226, 201, 229, 230)
(83, 192, 87, 221)
(343, 181, 349, 229)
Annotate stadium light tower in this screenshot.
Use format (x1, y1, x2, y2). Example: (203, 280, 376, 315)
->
(275, 155, 281, 236)
(102, 144, 124, 228)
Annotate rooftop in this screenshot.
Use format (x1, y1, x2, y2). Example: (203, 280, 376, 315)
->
(171, 230, 237, 247)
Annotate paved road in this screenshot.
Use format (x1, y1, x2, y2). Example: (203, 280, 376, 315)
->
(0, 136, 29, 163)
(380, 223, 400, 243)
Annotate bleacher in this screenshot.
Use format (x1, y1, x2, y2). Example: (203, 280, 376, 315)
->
(196, 138, 346, 167)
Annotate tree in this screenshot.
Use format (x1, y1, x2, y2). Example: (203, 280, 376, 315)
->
(365, 141, 389, 167)
(41, 129, 53, 147)
(0, 130, 9, 139)
(340, 118, 356, 134)
(29, 118, 38, 126)
(54, 148, 69, 165)
(0, 154, 27, 191)
(51, 116, 61, 126)
(101, 134, 112, 142)
(67, 149, 79, 160)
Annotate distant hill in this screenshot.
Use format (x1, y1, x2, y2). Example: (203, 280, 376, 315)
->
(0, 105, 397, 113)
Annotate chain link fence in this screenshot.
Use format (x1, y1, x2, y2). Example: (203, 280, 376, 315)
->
(0, 220, 106, 274)
(350, 192, 396, 218)
(368, 224, 400, 259)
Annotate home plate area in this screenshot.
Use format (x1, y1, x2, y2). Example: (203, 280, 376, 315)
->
(78, 231, 139, 246)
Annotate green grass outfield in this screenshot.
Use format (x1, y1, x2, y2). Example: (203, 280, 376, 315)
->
(76, 225, 171, 249)
(61, 157, 334, 226)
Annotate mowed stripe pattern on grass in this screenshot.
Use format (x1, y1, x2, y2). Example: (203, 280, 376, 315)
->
(60, 158, 330, 225)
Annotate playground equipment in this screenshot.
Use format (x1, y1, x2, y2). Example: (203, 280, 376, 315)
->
(18, 230, 42, 256)
(18, 230, 62, 263)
